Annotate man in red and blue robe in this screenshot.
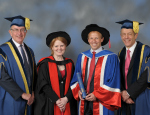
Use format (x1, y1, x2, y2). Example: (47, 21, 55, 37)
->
(70, 24, 121, 115)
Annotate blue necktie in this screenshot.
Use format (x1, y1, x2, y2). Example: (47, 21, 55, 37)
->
(20, 45, 31, 86)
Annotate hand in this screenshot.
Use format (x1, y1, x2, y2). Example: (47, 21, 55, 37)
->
(121, 90, 130, 102)
(56, 99, 66, 112)
(56, 99, 62, 108)
(125, 98, 134, 104)
(85, 93, 96, 101)
(21, 93, 31, 101)
(21, 92, 34, 106)
(78, 90, 84, 100)
(60, 97, 68, 106)
(59, 97, 68, 112)
(27, 92, 34, 106)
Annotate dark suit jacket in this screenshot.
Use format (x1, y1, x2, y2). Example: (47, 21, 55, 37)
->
(119, 42, 149, 99)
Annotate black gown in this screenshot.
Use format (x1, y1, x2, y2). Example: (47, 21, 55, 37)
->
(34, 57, 77, 115)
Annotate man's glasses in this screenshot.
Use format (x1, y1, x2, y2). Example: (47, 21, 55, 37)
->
(10, 29, 27, 33)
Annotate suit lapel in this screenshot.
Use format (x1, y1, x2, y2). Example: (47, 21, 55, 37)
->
(127, 42, 144, 87)
(120, 43, 138, 78)
(9, 39, 24, 67)
(120, 47, 126, 79)
(127, 43, 138, 75)
(24, 43, 33, 69)
(122, 52, 126, 79)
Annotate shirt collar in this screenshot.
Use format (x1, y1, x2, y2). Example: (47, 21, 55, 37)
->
(90, 46, 103, 54)
(126, 41, 137, 53)
(12, 38, 24, 47)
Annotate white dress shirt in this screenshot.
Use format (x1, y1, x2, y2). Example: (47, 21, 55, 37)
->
(86, 47, 103, 82)
(12, 38, 29, 64)
(125, 41, 137, 60)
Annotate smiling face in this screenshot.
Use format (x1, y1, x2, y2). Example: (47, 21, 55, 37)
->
(88, 31, 104, 50)
(51, 39, 66, 57)
(9, 25, 27, 44)
(120, 28, 138, 49)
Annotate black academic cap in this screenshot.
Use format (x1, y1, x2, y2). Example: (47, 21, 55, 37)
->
(81, 24, 110, 46)
(46, 31, 71, 47)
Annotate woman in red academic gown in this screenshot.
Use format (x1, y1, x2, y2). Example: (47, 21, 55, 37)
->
(34, 31, 77, 115)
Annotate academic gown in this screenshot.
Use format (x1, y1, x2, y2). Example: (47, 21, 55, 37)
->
(34, 56, 77, 115)
(0, 39, 36, 115)
(70, 49, 121, 115)
(118, 41, 150, 115)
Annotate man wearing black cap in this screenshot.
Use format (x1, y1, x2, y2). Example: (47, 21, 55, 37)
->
(0, 15, 36, 115)
(117, 19, 150, 115)
(70, 24, 121, 115)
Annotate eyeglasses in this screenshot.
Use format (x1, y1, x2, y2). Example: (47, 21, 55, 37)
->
(10, 29, 27, 33)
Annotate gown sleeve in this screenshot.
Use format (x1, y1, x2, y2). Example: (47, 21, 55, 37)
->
(65, 61, 75, 102)
(127, 64, 149, 99)
(37, 62, 59, 103)
(127, 46, 150, 99)
(70, 54, 82, 101)
(0, 64, 24, 100)
(32, 52, 38, 92)
(92, 54, 121, 110)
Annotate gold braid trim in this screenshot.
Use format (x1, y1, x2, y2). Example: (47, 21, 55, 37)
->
(137, 45, 145, 79)
(118, 48, 123, 57)
(6, 42, 29, 115)
(0, 54, 7, 61)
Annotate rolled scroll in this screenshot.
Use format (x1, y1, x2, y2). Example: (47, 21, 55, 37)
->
(76, 72, 86, 99)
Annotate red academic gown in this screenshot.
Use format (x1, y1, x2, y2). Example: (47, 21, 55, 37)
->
(70, 49, 121, 115)
(34, 56, 77, 115)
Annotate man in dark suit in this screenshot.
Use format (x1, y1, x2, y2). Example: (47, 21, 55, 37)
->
(117, 19, 150, 115)
(0, 15, 37, 115)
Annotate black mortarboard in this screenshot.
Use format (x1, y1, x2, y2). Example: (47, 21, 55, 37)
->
(81, 24, 110, 46)
(46, 31, 71, 47)
(116, 19, 143, 33)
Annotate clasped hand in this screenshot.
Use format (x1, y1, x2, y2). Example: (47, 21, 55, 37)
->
(21, 92, 34, 106)
(56, 97, 68, 112)
(121, 90, 134, 104)
(78, 90, 96, 101)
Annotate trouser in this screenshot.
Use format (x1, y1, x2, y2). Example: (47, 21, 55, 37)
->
(84, 101, 93, 115)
